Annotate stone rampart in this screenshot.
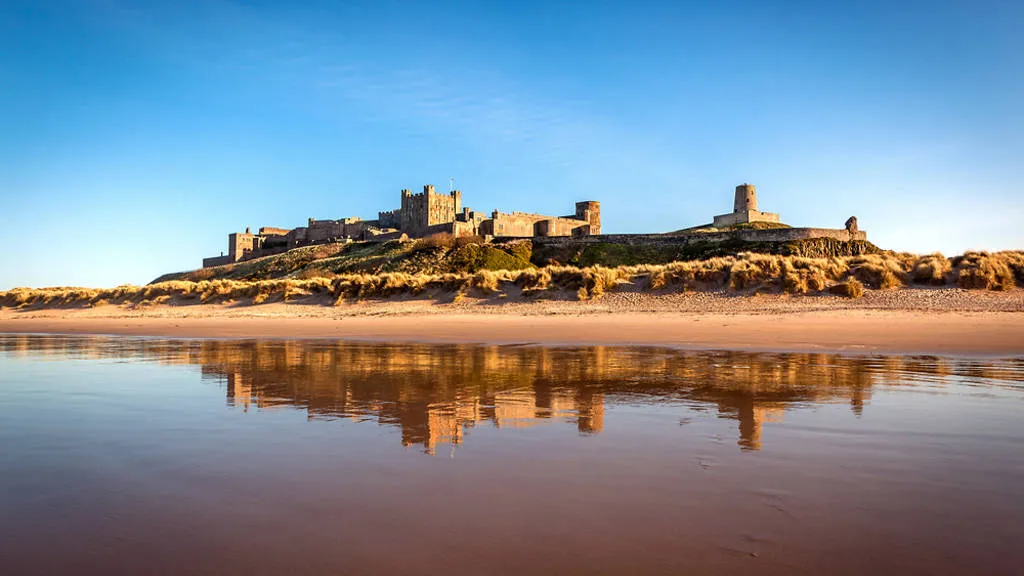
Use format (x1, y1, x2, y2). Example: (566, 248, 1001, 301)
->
(258, 227, 291, 236)
(488, 211, 547, 237)
(202, 255, 234, 268)
(451, 220, 478, 238)
(535, 216, 591, 237)
(485, 210, 589, 237)
(531, 227, 867, 248)
(378, 210, 401, 229)
(712, 210, 781, 228)
(306, 219, 344, 243)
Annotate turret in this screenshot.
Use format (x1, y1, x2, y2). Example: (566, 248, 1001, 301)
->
(734, 184, 757, 213)
(575, 201, 601, 234)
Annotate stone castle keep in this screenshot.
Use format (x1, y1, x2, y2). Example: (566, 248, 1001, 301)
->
(202, 183, 865, 268)
(203, 185, 600, 267)
(712, 183, 781, 228)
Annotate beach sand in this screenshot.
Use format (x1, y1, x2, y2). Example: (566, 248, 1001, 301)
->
(2, 289, 1022, 356)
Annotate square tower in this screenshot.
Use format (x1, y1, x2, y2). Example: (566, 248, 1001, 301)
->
(399, 184, 462, 237)
(575, 201, 601, 234)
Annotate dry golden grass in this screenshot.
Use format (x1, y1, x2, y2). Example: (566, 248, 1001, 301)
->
(2, 251, 1021, 309)
(950, 251, 1017, 291)
(184, 267, 215, 282)
(828, 279, 865, 299)
(728, 254, 782, 290)
(912, 253, 951, 285)
(846, 254, 908, 289)
(295, 267, 335, 280)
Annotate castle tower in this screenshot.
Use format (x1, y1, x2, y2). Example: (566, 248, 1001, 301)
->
(399, 184, 461, 237)
(713, 183, 779, 228)
(734, 184, 757, 213)
(575, 201, 601, 234)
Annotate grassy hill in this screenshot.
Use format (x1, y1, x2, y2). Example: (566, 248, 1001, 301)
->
(668, 221, 794, 234)
(153, 234, 882, 284)
(153, 237, 536, 283)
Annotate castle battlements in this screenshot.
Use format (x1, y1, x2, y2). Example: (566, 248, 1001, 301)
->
(494, 210, 550, 218)
(203, 184, 600, 267)
(200, 182, 864, 270)
(401, 185, 461, 199)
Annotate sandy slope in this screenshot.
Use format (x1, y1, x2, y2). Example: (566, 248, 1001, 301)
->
(2, 289, 1022, 356)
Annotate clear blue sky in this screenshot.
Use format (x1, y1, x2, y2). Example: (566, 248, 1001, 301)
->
(2, 0, 1022, 289)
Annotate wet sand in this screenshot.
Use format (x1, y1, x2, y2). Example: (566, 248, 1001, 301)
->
(3, 335, 1024, 575)
(2, 305, 1022, 356)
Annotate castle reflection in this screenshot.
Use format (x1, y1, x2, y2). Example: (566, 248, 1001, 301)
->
(3, 335, 1022, 453)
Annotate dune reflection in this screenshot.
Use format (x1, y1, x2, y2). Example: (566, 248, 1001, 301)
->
(3, 335, 1022, 453)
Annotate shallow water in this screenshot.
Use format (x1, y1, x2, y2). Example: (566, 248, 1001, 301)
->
(1, 335, 1022, 575)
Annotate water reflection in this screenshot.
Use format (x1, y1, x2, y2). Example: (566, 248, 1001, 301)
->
(2, 334, 1022, 453)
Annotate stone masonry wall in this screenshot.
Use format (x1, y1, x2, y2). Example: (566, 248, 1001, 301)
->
(306, 219, 344, 243)
(488, 211, 548, 237)
(202, 255, 234, 268)
(535, 216, 591, 237)
(378, 209, 401, 229)
(258, 227, 291, 236)
(532, 227, 867, 249)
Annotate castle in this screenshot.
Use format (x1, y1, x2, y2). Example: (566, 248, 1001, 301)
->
(202, 182, 866, 268)
(203, 185, 600, 268)
(712, 183, 781, 228)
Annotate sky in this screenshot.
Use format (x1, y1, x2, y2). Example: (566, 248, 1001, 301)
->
(1, 0, 1022, 289)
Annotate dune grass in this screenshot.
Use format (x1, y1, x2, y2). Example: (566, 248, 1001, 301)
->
(3, 251, 1021, 310)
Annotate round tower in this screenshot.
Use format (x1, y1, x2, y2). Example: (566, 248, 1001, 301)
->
(734, 184, 757, 213)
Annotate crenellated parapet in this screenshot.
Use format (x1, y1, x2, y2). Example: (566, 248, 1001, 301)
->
(202, 182, 601, 267)
(377, 209, 402, 229)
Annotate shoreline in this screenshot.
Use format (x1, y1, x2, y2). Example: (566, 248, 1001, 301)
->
(3, 305, 1023, 357)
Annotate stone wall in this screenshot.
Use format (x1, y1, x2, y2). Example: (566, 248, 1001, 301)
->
(451, 220, 479, 238)
(378, 209, 401, 229)
(342, 219, 377, 239)
(533, 227, 867, 249)
(306, 219, 344, 243)
(712, 210, 781, 228)
(286, 227, 307, 249)
(535, 216, 592, 237)
(469, 203, 595, 238)
(487, 211, 550, 237)
(258, 226, 291, 236)
(202, 255, 234, 268)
